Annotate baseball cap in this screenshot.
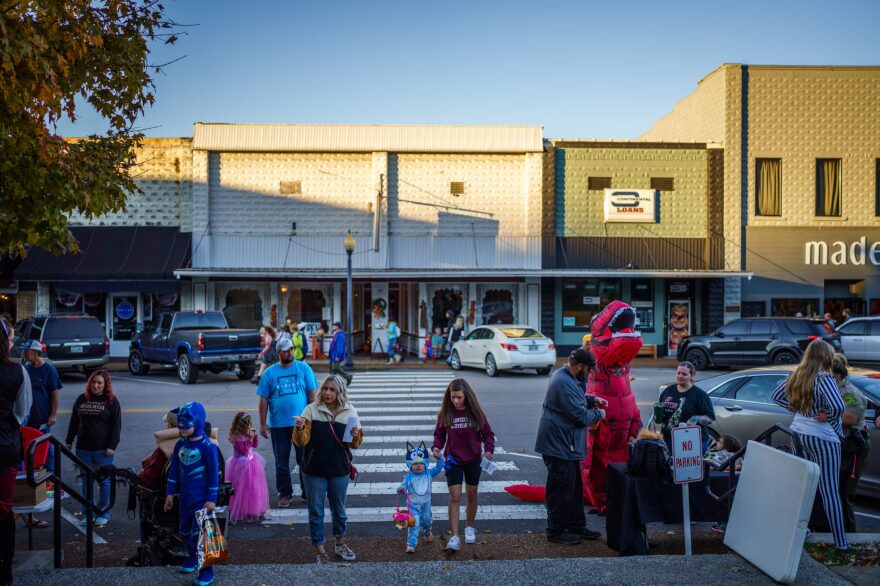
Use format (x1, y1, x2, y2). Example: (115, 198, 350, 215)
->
(569, 348, 595, 367)
(276, 338, 294, 352)
(24, 340, 43, 352)
(332, 321, 342, 328)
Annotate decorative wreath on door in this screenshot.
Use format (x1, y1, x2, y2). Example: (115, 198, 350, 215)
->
(371, 298, 387, 319)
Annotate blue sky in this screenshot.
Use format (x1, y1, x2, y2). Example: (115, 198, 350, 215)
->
(59, 0, 880, 139)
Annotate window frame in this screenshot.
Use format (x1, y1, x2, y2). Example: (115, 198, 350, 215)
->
(815, 158, 842, 217)
(755, 158, 782, 217)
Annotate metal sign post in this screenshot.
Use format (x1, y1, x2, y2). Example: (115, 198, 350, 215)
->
(672, 424, 704, 557)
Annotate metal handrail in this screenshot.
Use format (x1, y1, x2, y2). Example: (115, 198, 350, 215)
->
(25, 433, 118, 569)
(704, 423, 805, 518)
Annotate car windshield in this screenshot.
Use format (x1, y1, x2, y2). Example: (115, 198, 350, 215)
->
(849, 375, 880, 403)
(699, 374, 737, 395)
(499, 328, 542, 339)
(173, 312, 228, 330)
(47, 317, 104, 339)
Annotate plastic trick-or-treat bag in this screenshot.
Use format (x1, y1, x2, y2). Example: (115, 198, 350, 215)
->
(196, 507, 231, 569)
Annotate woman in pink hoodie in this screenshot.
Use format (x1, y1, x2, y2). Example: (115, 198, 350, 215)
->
(432, 379, 495, 552)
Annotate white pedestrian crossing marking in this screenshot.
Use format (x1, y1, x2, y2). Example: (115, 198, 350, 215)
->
(347, 393, 443, 399)
(352, 400, 439, 406)
(359, 415, 436, 422)
(366, 425, 437, 432)
(345, 480, 527, 496)
(355, 406, 439, 413)
(263, 504, 547, 524)
(353, 447, 513, 457)
(292, 461, 519, 474)
(361, 435, 436, 444)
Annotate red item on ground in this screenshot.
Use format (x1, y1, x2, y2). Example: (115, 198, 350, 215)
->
(504, 484, 546, 502)
(19, 426, 49, 470)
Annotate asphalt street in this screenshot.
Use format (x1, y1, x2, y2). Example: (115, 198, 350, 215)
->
(16, 363, 880, 555)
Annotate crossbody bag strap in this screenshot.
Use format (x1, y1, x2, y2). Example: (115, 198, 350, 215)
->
(326, 413, 352, 467)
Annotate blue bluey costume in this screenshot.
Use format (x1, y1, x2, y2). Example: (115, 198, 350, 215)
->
(166, 402, 219, 586)
(398, 441, 444, 549)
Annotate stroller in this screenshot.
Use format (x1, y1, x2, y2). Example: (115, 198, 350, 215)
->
(115, 443, 233, 567)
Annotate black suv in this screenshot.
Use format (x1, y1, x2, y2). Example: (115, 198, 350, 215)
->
(12, 314, 110, 374)
(676, 317, 841, 370)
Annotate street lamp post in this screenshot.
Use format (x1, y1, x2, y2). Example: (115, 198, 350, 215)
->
(343, 230, 356, 372)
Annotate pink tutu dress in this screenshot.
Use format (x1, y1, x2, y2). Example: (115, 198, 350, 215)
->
(225, 434, 269, 523)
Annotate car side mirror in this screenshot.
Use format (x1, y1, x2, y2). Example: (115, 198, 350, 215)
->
(715, 330, 724, 338)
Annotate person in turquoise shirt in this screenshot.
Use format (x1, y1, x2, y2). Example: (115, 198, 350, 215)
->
(257, 338, 318, 507)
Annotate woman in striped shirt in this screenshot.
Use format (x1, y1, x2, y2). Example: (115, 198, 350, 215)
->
(771, 339, 848, 553)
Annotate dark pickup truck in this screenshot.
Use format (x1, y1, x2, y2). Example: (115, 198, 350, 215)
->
(128, 311, 261, 384)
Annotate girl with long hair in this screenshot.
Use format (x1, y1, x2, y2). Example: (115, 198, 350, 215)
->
(225, 411, 269, 523)
(252, 325, 278, 384)
(772, 339, 848, 553)
(431, 378, 495, 552)
(65, 369, 122, 527)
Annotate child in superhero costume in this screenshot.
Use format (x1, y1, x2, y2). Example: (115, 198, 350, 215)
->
(583, 301, 643, 512)
(397, 441, 445, 553)
(164, 402, 219, 586)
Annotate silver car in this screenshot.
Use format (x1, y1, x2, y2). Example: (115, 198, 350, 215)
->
(694, 366, 879, 498)
(836, 317, 880, 364)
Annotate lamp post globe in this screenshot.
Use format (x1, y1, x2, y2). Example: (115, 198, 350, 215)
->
(344, 230, 356, 371)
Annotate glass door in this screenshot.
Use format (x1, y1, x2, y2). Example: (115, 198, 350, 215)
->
(109, 294, 138, 357)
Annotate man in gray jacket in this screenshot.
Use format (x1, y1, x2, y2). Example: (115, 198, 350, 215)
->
(535, 349, 607, 544)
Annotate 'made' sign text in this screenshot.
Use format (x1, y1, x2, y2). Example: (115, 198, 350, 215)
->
(805, 238, 880, 266)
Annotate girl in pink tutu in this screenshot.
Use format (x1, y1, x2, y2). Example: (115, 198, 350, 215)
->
(226, 412, 269, 523)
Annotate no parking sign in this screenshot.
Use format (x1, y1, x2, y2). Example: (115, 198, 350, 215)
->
(672, 425, 704, 484)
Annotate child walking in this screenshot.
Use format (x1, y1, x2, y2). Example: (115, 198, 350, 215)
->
(397, 441, 444, 553)
(225, 412, 269, 523)
(165, 402, 220, 586)
(431, 379, 495, 552)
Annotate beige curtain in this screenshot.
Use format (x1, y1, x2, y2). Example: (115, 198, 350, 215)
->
(756, 159, 781, 216)
(818, 159, 841, 216)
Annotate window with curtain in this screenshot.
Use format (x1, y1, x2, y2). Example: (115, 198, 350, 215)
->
(816, 159, 841, 217)
(875, 159, 879, 216)
(755, 159, 781, 216)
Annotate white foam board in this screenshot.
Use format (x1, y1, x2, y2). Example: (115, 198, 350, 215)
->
(724, 440, 820, 584)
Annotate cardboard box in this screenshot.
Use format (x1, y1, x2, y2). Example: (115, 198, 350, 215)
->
(13, 469, 48, 507)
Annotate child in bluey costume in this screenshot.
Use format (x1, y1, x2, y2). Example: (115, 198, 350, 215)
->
(397, 441, 444, 553)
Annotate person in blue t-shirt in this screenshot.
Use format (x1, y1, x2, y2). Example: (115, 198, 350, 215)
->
(258, 337, 318, 508)
(23, 340, 63, 473)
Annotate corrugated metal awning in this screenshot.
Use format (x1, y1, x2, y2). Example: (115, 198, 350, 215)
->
(192, 123, 545, 153)
(174, 268, 752, 280)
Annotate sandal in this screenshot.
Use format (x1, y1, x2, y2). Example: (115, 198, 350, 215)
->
(26, 518, 49, 529)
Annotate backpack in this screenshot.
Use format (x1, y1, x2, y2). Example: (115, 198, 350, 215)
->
(627, 437, 673, 481)
(293, 332, 308, 360)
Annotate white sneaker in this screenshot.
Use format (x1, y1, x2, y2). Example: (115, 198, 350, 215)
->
(465, 526, 476, 544)
(445, 535, 460, 551)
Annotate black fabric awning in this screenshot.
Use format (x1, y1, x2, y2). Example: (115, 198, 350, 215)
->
(15, 227, 191, 287)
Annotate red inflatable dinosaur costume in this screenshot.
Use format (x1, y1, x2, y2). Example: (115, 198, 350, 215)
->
(583, 301, 643, 512)
(504, 301, 643, 507)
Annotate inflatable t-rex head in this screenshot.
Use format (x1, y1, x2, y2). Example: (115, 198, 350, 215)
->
(590, 301, 643, 369)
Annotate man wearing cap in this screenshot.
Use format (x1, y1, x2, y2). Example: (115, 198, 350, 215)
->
(535, 349, 607, 545)
(328, 321, 352, 385)
(258, 337, 319, 507)
(23, 340, 63, 474)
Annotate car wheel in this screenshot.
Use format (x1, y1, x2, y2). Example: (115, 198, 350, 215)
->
(128, 350, 150, 376)
(536, 367, 552, 375)
(771, 350, 797, 365)
(450, 351, 462, 371)
(485, 354, 498, 377)
(683, 348, 709, 371)
(237, 364, 256, 380)
(177, 354, 199, 384)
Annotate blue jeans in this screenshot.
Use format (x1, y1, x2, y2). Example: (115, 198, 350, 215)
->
(76, 449, 114, 519)
(407, 500, 433, 547)
(388, 337, 397, 360)
(270, 427, 305, 498)
(303, 474, 349, 546)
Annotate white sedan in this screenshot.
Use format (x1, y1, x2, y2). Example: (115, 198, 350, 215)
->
(449, 324, 556, 377)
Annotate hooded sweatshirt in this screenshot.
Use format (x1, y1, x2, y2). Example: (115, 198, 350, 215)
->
(166, 402, 219, 508)
(432, 408, 495, 465)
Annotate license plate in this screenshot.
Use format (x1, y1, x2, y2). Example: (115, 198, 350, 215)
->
(528, 346, 539, 352)
(70, 346, 85, 354)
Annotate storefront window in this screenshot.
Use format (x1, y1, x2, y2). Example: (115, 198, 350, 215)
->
(83, 293, 106, 327)
(771, 298, 819, 317)
(146, 292, 180, 324)
(431, 287, 465, 332)
(742, 301, 766, 317)
(481, 289, 514, 325)
(561, 279, 621, 331)
(224, 288, 263, 329)
(285, 288, 327, 324)
(630, 279, 654, 332)
(54, 291, 83, 314)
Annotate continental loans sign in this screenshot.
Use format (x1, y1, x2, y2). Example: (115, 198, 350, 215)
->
(805, 238, 880, 266)
(603, 189, 658, 223)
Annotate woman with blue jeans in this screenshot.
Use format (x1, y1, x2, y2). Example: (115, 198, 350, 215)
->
(293, 374, 363, 564)
(65, 370, 122, 527)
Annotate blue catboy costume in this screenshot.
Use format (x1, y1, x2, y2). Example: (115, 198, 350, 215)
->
(398, 441, 444, 549)
(166, 402, 219, 586)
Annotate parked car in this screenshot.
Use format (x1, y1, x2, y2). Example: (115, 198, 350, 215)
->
(676, 317, 841, 370)
(691, 366, 879, 498)
(12, 314, 109, 374)
(835, 317, 880, 364)
(449, 325, 555, 377)
(128, 310, 261, 384)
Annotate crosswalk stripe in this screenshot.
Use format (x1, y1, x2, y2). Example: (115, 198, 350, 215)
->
(347, 393, 444, 398)
(353, 447, 512, 457)
(262, 504, 546, 524)
(366, 425, 437, 432)
(292, 460, 519, 474)
(359, 415, 436, 422)
(355, 407, 438, 413)
(352, 400, 439, 406)
(345, 480, 527, 496)
(361, 435, 434, 444)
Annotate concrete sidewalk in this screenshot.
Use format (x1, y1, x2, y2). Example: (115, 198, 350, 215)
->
(14, 553, 850, 586)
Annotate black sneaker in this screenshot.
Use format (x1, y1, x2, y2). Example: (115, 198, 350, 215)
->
(573, 527, 601, 540)
(547, 532, 581, 545)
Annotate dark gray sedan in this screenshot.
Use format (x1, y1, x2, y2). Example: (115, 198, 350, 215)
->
(689, 366, 879, 498)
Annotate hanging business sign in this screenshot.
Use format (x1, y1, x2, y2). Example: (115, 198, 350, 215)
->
(603, 189, 658, 223)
